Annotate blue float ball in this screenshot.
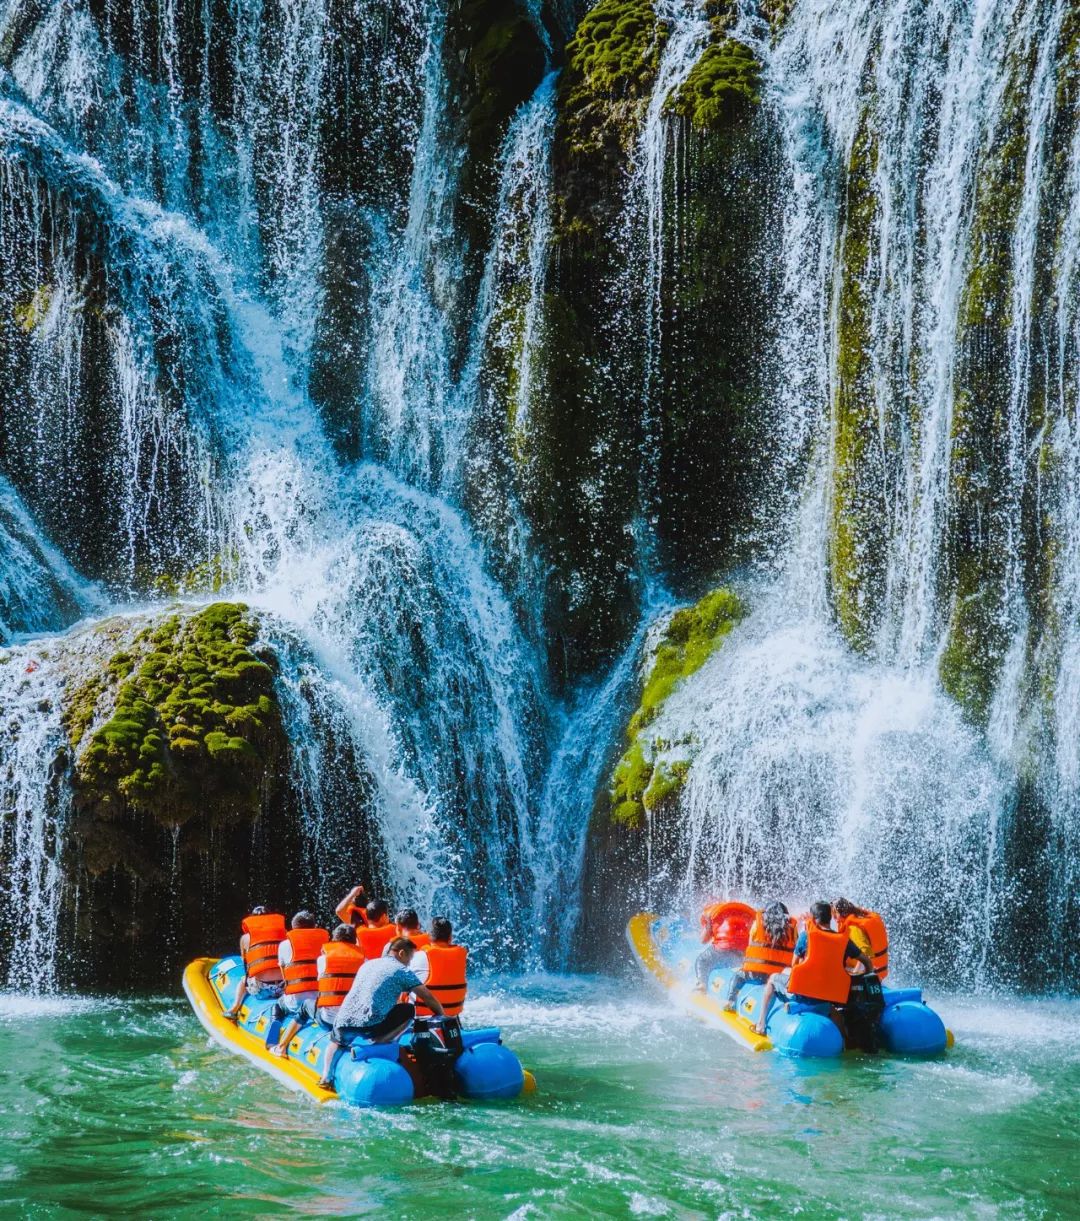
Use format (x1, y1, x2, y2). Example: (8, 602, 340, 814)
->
(769, 1008, 845, 1057)
(336, 1056, 415, 1107)
(880, 1001, 947, 1055)
(454, 1042, 525, 1100)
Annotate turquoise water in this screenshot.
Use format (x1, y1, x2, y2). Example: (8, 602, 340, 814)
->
(0, 978, 1076, 1218)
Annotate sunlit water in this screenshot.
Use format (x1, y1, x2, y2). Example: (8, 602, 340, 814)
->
(0, 979, 1075, 1217)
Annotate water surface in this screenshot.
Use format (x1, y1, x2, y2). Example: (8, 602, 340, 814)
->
(1, 978, 1076, 1218)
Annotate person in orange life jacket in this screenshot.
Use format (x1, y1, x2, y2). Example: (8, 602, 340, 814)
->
(832, 899, 888, 1051)
(224, 905, 287, 1021)
(693, 903, 753, 992)
(272, 924, 363, 1055)
(356, 900, 397, 959)
(752, 901, 872, 1035)
(381, 909, 431, 981)
(832, 898, 889, 979)
(722, 900, 796, 1012)
(413, 916, 468, 1018)
(269, 910, 330, 1057)
(334, 885, 369, 928)
(318, 938, 445, 1091)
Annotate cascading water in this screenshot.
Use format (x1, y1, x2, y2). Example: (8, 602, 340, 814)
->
(2, 0, 1080, 995)
(628, 0, 1080, 983)
(0, 0, 559, 985)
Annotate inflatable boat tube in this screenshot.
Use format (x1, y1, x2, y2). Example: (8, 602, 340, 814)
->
(183, 956, 535, 1106)
(627, 914, 951, 1058)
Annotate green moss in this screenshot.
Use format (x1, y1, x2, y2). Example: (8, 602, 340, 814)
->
(12, 284, 53, 334)
(73, 602, 281, 828)
(829, 109, 886, 655)
(147, 551, 241, 599)
(938, 556, 1009, 725)
(760, 0, 793, 31)
(669, 38, 760, 129)
(63, 674, 106, 749)
(556, 0, 668, 210)
(565, 0, 667, 122)
(609, 588, 745, 827)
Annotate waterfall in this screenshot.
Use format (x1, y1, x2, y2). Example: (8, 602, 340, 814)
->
(639, 0, 1080, 982)
(2, 0, 1079, 992)
(0, 0, 562, 987)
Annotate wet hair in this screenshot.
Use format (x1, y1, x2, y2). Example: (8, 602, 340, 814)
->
(251, 905, 268, 916)
(833, 898, 866, 919)
(291, 910, 316, 929)
(366, 899, 389, 922)
(810, 901, 833, 927)
(332, 923, 357, 943)
(762, 901, 790, 946)
(389, 937, 416, 956)
(431, 916, 452, 943)
(395, 908, 420, 930)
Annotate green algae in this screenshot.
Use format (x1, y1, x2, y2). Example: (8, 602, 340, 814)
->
(72, 603, 282, 837)
(610, 588, 745, 828)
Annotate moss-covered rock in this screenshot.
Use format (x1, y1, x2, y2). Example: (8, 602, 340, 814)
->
(554, 0, 667, 240)
(829, 109, 888, 655)
(668, 0, 760, 132)
(69, 602, 284, 846)
(12, 284, 53, 334)
(943, 28, 1039, 720)
(609, 588, 746, 827)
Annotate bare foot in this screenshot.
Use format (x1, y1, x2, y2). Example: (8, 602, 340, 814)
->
(692, 983, 706, 994)
(268, 1044, 287, 1058)
(722, 1003, 736, 1014)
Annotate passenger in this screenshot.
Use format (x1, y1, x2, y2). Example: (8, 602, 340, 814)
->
(334, 885, 369, 928)
(833, 898, 889, 979)
(269, 910, 329, 1058)
(382, 909, 431, 983)
(224, 905, 287, 1021)
(833, 900, 888, 1051)
(722, 901, 796, 1013)
(318, 937, 445, 1090)
(356, 901, 397, 959)
(414, 917, 467, 1018)
(273, 924, 364, 1058)
(694, 902, 753, 993)
(752, 901, 872, 1036)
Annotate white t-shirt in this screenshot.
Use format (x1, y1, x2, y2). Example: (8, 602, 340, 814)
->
(277, 939, 317, 1004)
(381, 941, 428, 983)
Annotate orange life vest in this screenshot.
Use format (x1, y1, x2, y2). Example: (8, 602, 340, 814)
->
(740, 913, 796, 975)
(241, 912, 287, 978)
(316, 942, 365, 1008)
(398, 930, 431, 949)
(838, 911, 888, 979)
(282, 926, 330, 994)
(701, 901, 755, 951)
(345, 903, 368, 927)
(415, 943, 468, 1017)
(787, 922, 852, 1005)
(357, 923, 397, 959)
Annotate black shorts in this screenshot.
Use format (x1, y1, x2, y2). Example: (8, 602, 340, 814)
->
(335, 1001, 415, 1044)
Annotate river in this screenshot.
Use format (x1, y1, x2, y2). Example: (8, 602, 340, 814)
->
(1, 978, 1076, 1217)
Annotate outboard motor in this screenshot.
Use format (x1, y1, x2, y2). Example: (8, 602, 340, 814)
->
(403, 1017, 461, 1100)
(845, 974, 885, 1054)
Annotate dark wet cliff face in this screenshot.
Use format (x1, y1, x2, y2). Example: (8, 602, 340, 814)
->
(2, 0, 1080, 992)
